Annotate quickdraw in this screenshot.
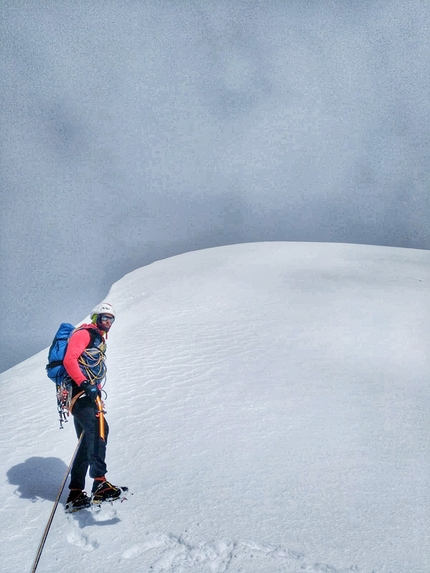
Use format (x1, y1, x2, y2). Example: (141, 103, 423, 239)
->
(56, 382, 71, 429)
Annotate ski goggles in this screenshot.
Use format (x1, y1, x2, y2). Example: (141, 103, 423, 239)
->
(99, 314, 115, 323)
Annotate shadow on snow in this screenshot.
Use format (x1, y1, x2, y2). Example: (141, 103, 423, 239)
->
(7, 456, 68, 503)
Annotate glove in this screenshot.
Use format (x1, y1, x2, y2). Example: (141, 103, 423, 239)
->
(80, 381, 99, 402)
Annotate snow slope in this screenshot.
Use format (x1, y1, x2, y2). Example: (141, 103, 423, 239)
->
(1, 242, 430, 573)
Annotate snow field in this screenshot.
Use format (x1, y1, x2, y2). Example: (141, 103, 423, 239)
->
(1, 242, 430, 572)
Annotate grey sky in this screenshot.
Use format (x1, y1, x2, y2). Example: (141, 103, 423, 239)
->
(1, 0, 429, 372)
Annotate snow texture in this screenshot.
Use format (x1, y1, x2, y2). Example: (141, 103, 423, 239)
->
(1, 242, 429, 573)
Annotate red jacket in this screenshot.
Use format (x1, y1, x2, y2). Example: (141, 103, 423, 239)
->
(63, 324, 105, 385)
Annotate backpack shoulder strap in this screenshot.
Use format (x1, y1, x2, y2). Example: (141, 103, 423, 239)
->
(76, 325, 101, 349)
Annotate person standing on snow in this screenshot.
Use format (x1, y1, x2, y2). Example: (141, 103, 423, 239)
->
(63, 302, 122, 512)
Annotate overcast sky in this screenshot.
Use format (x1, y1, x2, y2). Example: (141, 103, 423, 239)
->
(1, 0, 429, 373)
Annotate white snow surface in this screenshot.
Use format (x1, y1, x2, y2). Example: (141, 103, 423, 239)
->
(1, 241, 430, 573)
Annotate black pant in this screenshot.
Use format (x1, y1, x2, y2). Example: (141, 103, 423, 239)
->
(69, 396, 109, 491)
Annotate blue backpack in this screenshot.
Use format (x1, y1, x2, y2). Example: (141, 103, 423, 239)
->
(46, 323, 97, 384)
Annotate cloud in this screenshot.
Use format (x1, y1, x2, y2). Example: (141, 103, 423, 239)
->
(1, 0, 429, 371)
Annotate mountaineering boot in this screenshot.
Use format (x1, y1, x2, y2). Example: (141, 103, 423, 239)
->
(65, 489, 91, 513)
(91, 478, 122, 505)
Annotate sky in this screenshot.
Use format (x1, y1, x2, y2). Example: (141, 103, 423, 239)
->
(1, 241, 430, 573)
(1, 0, 430, 372)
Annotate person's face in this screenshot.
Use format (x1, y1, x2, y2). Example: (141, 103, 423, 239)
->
(97, 314, 115, 332)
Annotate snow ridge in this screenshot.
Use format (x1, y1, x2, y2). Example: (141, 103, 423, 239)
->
(3, 242, 429, 573)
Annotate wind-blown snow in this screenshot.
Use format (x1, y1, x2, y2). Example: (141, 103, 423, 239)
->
(1, 242, 429, 573)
